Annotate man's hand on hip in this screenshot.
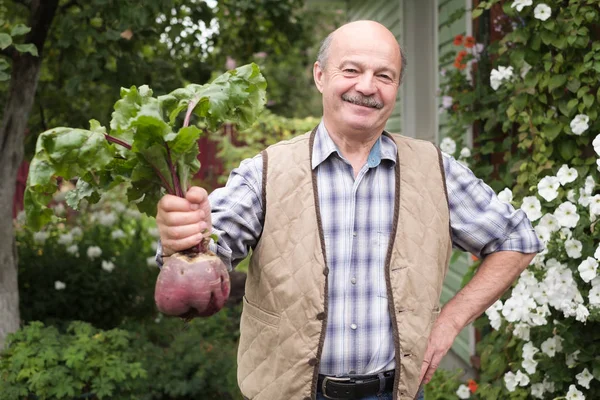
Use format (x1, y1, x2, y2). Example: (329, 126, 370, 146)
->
(418, 313, 462, 385)
(156, 186, 212, 257)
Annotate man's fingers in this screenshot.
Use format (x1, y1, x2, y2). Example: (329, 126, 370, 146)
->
(161, 222, 209, 242)
(158, 194, 197, 213)
(162, 233, 205, 254)
(158, 209, 206, 227)
(185, 186, 209, 206)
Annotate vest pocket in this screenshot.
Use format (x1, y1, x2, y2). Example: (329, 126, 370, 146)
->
(237, 296, 281, 398)
(241, 295, 280, 327)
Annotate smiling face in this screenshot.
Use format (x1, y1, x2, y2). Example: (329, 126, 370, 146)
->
(314, 21, 402, 139)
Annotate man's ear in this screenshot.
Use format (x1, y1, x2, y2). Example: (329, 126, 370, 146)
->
(313, 61, 324, 94)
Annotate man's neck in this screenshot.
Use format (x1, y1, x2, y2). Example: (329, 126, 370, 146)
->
(323, 120, 382, 177)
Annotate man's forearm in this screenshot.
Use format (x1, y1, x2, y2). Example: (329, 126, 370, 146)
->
(440, 251, 536, 330)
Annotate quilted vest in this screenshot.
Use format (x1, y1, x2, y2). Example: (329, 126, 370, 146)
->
(238, 129, 452, 400)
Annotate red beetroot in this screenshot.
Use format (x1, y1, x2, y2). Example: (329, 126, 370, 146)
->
(154, 251, 230, 318)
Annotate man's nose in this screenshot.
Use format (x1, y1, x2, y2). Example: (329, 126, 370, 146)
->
(354, 72, 377, 96)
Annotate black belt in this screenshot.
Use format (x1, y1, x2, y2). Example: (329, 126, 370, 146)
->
(317, 371, 395, 399)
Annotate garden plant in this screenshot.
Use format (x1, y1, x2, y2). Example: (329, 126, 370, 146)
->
(437, 0, 600, 398)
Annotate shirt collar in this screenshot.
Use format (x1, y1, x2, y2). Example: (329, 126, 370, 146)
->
(311, 120, 398, 170)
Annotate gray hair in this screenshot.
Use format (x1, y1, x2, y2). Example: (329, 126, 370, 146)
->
(316, 31, 407, 85)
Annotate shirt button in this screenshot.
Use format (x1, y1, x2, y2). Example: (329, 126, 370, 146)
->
(350, 323, 357, 330)
(353, 231, 357, 237)
(317, 312, 326, 320)
(323, 267, 329, 276)
(351, 277, 356, 284)
(308, 358, 319, 366)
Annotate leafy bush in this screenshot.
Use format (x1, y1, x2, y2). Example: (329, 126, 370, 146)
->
(209, 110, 320, 184)
(126, 307, 242, 400)
(0, 321, 146, 400)
(438, 1, 600, 398)
(16, 187, 160, 329)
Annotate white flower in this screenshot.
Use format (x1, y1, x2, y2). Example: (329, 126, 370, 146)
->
(579, 188, 591, 207)
(440, 137, 456, 155)
(575, 304, 589, 322)
(522, 342, 539, 360)
(148, 227, 160, 238)
(87, 246, 102, 260)
(534, 3, 552, 21)
(570, 114, 590, 135)
(504, 371, 519, 392)
(594, 135, 600, 156)
(557, 165, 578, 186)
(554, 202, 580, 228)
(522, 357, 538, 374)
(66, 244, 79, 255)
(541, 336, 558, 357)
(589, 286, 600, 307)
(537, 176, 560, 202)
(539, 214, 560, 233)
(535, 225, 552, 243)
(565, 239, 583, 259)
(516, 370, 530, 386)
(490, 66, 514, 90)
(522, 196, 542, 221)
(567, 189, 577, 202)
(53, 203, 66, 216)
(566, 350, 581, 368)
(96, 211, 117, 227)
(147, 256, 157, 267)
(566, 384, 585, 400)
(578, 257, 598, 282)
(71, 227, 83, 237)
(511, 0, 532, 12)
(513, 323, 530, 340)
(54, 281, 66, 290)
(576, 368, 593, 389)
(531, 383, 545, 399)
(442, 96, 453, 109)
(498, 188, 513, 203)
(101, 260, 115, 272)
(595, 245, 600, 261)
(589, 195, 600, 216)
(111, 229, 126, 240)
(520, 61, 532, 79)
(585, 176, 596, 195)
(460, 147, 471, 158)
(456, 384, 470, 399)
(33, 231, 49, 244)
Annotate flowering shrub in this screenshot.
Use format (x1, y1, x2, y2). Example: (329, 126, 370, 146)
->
(16, 185, 160, 329)
(437, 0, 600, 399)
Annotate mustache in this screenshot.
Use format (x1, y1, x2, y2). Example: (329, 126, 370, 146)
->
(341, 93, 384, 109)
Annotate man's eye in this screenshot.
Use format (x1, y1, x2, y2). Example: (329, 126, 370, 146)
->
(379, 74, 391, 80)
(344, 69, 358, 73)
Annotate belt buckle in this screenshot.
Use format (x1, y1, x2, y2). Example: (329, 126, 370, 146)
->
(321, 376, 351, 400)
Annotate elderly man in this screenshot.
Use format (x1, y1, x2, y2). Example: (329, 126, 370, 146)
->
(156, 20, 543, 400)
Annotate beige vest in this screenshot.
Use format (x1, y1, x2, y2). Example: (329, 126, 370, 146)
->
(238, 129, 452, 400)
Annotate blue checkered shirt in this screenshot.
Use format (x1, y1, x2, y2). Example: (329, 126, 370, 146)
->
(165, 122, 543, 376)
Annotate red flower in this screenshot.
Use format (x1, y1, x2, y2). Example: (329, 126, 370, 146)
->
(453, 34, 464, 46)
(464, 36, 476, 48)
(454, 50, 468, 70)
(468, 379, 478, 393)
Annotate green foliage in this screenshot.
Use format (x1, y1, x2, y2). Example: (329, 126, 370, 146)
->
(0, 321, 146, 400)
(126, 308, 242, 400)
(210, 110, 320, 184)
(0, 310, 243, 399)
(16, 187, 159, 329)
(439, 1, 600, 398)
(423, 369, 464, 399)
(24, 64, 266, 229)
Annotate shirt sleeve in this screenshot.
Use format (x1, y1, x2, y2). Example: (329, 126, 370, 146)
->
(208, 154, 264, 270)
(442, 153, 544, 258)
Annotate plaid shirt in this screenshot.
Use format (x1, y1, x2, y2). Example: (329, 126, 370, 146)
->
(169, 122, 543, 376)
